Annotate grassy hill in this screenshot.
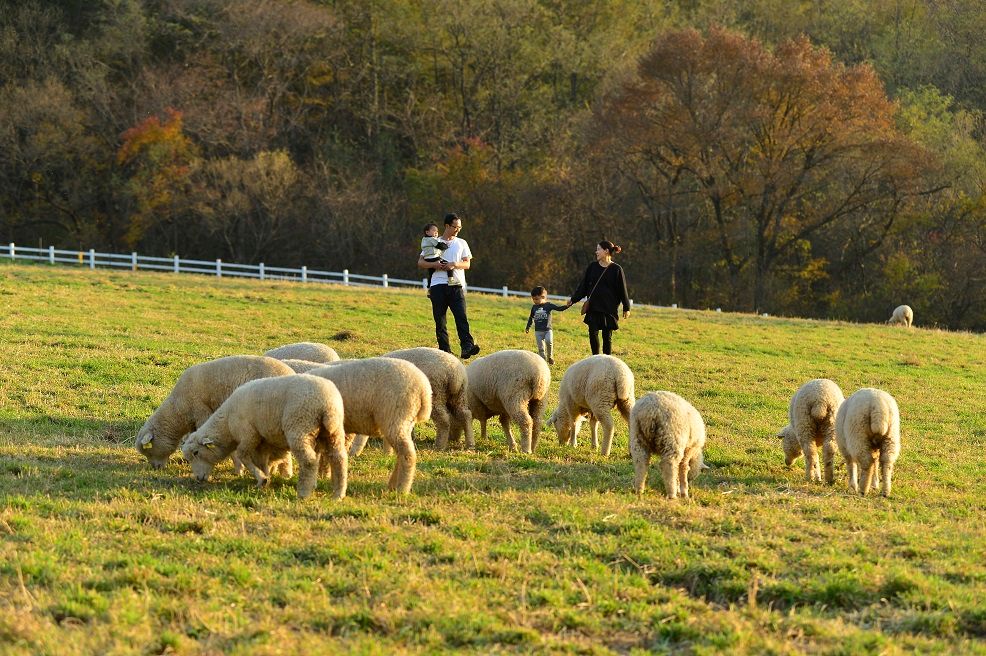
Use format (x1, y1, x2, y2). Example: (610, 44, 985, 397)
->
(0, 262, 984, 655)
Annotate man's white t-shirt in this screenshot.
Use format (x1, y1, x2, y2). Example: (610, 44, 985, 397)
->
(426, 237, 472, 288)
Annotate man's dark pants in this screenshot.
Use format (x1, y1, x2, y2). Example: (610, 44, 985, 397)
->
(429, 284, 475, 354)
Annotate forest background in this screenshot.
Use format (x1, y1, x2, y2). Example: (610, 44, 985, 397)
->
(2, 0, 985, 330)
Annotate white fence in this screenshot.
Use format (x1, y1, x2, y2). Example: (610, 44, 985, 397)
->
(0, 243, 577, 302)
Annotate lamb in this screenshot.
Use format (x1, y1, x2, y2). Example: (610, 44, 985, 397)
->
(309, 358, 431, 494)
(835, 387, 902, 497)
(279, 359, 325, 374)
(887, 304, 914, 327)
(264, 342, 340, 363)
(776, 378, 845, 483)
(180, 374, 348, 499)
(461, 349, 550, 453)
(383, 347, 474, 450)
(549, 355, 635, 456)
(629, 391, 708, 499)
(135, 355, 294, 469)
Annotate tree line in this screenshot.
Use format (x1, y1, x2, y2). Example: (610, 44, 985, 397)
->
(2, 0, 984, 329)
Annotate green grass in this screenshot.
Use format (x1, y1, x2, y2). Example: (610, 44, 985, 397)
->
(0, 262, 984, 655)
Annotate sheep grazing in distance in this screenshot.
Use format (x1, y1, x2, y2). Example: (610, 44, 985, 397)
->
(279, 359, 325, 374)
(629, 391, 708, 499)
(461, 349, 550, 453)
(777, 379, 845, 483)
(887, 304, 914, 327)
(264, 341, 341, 363)
(836, 388, 902, 497)
(135, 355, 294, 469)
(382, 347, 474, 450)
(309, 358, 432, 494)
(181, 375, 348, 499)
(550, 355, 635, 456)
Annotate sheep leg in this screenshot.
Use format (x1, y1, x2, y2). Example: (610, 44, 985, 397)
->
(529, 398, 544, 453)
(859, 456, 877, 497)
(803, 439, 820, 482)
(596, 411, 615, 457)
(570, 414, 585, 448)
(660, 454, 680, 499)
(382, 437, 394, 455)
(822, 437, 836, 485)
(879, 448, 894, 497)
(349, 434, 369, 458)
(677, 457, 690, 498)
(231, 453, 245, 476)
(292, 433, 321, 500)
(452, 404, 475, 449)
(589, 415, 599, 451)
(630, 435, 651, 496)
(500, 415, 518, 452)
(509, 407, 534, 454)
(433, 403, 452, 450)
(846, 458, 859, 495)
(322, 431, 349, 500)
(479, 418, 489, 445)
(386, 427, 417, 494)
(237, 448, 269, 489)
(273, 453, 293, 478)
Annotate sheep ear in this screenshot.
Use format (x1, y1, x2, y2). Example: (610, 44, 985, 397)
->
(201, 437, 213, 445)
(138, 433, 154, 449)
(700, 463, 711, 471)
(775, 431, 785, 439)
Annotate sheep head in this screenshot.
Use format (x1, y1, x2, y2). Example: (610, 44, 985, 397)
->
(135, 423, 170, 470)
(777, 425, 802, 466)
(181, 431, 226, 482)
(688, 450, 710, 481)
(549, 409, 574, 445)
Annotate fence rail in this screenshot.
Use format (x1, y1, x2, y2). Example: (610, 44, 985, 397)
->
(1, 243, 585, 303)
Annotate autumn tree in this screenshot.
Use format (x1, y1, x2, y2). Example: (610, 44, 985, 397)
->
(592, 26, 931, 312)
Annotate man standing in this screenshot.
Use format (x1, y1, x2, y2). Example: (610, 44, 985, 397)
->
(418, 213, 480, 358)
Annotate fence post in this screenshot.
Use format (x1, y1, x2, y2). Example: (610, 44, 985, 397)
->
(301, 265, 307, 283)
(422, 278, 428, 289)
(502, 285, 508, 298)
(259, 262, 265, 281)
(89, 249, 95, 269)
(49, 246, 55, 264)
(131, 252, 138, 271)
(343, 269, 349, 286)
(8, 243, 14, 260)
(216, 259, 222, 277)
(382, 274, 388, 288)
(173, 255, 179, 273)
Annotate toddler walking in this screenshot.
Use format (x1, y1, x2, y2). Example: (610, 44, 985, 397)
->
(525, 286, 569, 364)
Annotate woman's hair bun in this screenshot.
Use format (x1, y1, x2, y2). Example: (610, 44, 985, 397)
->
(611, 244, 623, 254)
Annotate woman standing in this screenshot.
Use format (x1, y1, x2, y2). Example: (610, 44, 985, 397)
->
(567, 241, 631, 355)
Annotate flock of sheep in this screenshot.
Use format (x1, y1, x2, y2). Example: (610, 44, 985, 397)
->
(134, 336, 904, 501)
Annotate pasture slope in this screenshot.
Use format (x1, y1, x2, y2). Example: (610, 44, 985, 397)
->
(0, 262, 984, 655)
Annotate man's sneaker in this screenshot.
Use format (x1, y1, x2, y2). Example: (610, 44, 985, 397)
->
(461, 344, 480, 359)
(548, 357, 555, 365)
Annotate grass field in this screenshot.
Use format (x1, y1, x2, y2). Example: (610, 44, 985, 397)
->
(0, 262, 984, 655)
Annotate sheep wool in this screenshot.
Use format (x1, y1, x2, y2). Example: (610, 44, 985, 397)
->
(309, 358, 432, 494)
(135, 355, 294, 469)
(835, 387, 902, 497)
(887, 305, 914, 327)
(279, 359, 326, 374)
(776, 378, 845, 483)
(463, 349, 551, 454)
(181, 374, 348, 499)
(264, 342, 341, 363)
(550, 354, 635, 456)
(383, 347, 474, 450)
(629, 391, 708, 499)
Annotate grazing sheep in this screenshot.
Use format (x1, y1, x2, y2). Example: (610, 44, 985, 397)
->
(264, 342, 340, 363)
(629, 391, 708, 499)
(181, 375, 348, 499)
(135, 355, 294, 469)
(549, 355, 635, 456)
(383, 347, 474, 450)
(309, 358, 431, 494)
(776, 379, 845, 483)
(835, 388, 901, 497)
(279, 359, 325, 374)
(887, 305, 914, 327)
(462, 349, 550, 453)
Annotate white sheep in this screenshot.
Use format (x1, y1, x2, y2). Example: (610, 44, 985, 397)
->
(629, 391, 708, 499)
(887, 305, 914, 327)
(462, 349, 550, 453)
(279, 359, 325, 373)
(383, 347, 474, 450)
(835, 387, 901, 497)
(549, 355, 635, 456)
(264, 342, 341, 363)
(135, 355, 294, 469)
(181, 374, 348, 499)
(776, 379, 845, 483)
(309, 358, 431, 494)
